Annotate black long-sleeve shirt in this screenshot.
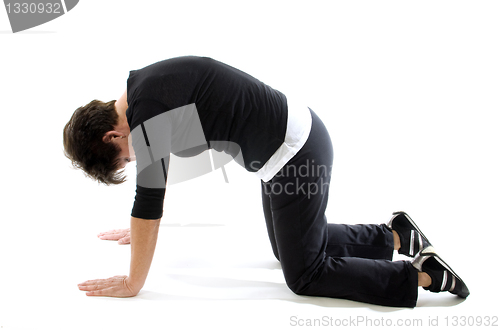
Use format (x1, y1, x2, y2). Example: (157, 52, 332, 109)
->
(126, 56, 289, 219)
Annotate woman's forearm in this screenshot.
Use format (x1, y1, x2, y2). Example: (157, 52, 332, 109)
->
(128, 216, 161, 291)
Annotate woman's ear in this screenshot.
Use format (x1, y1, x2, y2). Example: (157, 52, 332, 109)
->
(102, 130, 122, 143)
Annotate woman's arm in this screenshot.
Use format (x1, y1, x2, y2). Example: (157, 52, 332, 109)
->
(78, 216, 160, 297)
(128, 216, 160, 290)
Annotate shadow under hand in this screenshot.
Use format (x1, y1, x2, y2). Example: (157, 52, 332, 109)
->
(136, 274, 467, 311)
(135, 273, 403, 310)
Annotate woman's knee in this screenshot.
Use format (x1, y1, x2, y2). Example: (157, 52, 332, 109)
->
(283, 262, 325, 296)
(286, 277, 313, 296)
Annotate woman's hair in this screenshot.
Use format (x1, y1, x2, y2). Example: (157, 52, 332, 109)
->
(63, 99, 126, 185)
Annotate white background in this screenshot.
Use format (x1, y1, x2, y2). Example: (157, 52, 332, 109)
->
(1, 1, 499, 329)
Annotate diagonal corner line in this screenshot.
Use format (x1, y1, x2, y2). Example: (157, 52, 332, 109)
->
(208, 149, 215, 171)
(221, 165, 229, 183)
(60, 0, 68, 13)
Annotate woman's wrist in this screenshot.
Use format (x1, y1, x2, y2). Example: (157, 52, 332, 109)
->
(125, 276, 144, 294)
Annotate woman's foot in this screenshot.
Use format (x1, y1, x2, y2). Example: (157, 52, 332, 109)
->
(387, 211, 432, 257)
(412, 246, 470, 298)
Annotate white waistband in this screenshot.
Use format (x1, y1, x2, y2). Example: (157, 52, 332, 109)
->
(255, 97, 312, 182)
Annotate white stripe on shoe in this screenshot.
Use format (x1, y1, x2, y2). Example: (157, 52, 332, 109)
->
(418, 234, 423, 254)
(410, 230, 415, 256)
(441, 271, 448, 291)
(450, 275, 456, 292)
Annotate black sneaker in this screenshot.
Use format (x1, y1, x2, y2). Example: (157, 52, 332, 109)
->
(412, 246, 470, 298)
(387, 211, 432, 257)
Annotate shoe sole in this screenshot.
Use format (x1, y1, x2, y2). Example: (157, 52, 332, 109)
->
(389, 211, 433, 256)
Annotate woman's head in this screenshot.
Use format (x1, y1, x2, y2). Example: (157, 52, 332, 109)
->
(63, 99, 126, 185)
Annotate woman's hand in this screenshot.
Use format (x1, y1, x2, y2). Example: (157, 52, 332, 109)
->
(82, 217, 160, 298)
(97, 228, 130, 244)
(78, 275, 139, 297)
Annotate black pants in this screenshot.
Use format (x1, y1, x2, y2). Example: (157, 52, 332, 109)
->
(261, 109, 418, 308)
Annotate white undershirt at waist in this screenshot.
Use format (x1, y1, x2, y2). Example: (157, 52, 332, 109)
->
(255, 97, 312, 182)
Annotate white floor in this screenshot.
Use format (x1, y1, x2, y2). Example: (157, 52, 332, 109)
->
(1, 1, 499, 329)
(1, 162, 498, 330)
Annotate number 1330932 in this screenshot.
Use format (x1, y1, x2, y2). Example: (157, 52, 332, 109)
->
(5, 2, 62, 14)
(444, 316, 498, 327)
